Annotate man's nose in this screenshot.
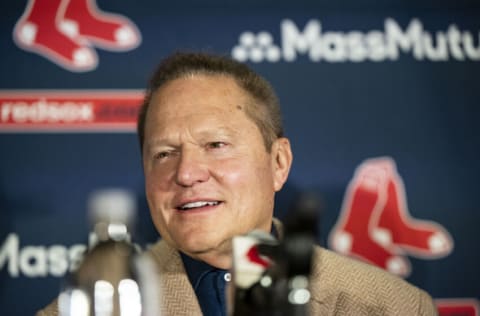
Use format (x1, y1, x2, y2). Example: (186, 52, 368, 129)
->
(175, 149, 210, 187)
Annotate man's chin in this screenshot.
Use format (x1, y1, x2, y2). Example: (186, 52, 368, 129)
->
(179, 239, 233, 264)
(180, 242, 222, 257)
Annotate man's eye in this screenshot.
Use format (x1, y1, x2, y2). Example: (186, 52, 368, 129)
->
(207, 142, 227, 149)
(153, 151, 170, 160)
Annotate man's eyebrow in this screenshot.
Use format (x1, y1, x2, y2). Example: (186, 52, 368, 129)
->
(144, 127, 239, 148)
(143, 139, 172, 152)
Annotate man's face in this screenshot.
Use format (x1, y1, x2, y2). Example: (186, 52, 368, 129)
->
(142, 74, 291, 268)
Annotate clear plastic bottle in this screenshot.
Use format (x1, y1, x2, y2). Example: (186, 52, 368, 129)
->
(58, 189, 160, 316)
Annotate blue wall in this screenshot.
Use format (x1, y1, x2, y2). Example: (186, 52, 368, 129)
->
(1, 1, 479, 314)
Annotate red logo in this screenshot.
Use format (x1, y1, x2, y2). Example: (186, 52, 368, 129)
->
(0, 90, 143, 132)
(328, 157, 453, 277)
(13, 0, 142, 72)
(246, 245, 271, 268)
(436, 299, 480, 316)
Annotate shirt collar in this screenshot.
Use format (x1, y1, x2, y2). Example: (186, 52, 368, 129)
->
(180, 252, 225, 290)
(180, 221, 279, 289)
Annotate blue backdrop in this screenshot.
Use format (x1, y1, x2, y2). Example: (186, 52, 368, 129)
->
(1, 0, 479, 315)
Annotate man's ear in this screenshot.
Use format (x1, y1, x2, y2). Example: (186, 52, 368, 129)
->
(271, 137, 293, 192)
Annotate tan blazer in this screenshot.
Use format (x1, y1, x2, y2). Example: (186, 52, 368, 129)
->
(37, 238, 437, 316)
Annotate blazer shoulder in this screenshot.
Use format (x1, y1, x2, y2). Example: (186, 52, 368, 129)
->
(35, 299, 59, 316)
(309, 247, 437, 315)
(146, 239, 183, 272)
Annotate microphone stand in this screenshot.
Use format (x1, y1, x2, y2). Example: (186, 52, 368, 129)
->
(230, 192, 321, 316)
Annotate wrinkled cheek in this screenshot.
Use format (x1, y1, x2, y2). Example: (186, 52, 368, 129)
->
(220, 168, 244, 185)
(218, 159, 255, 183)
(144, 183, 170, 226)
(148, 204, 173, 241)
(145, 169, 173, 191)
(144, 179, 157, 212)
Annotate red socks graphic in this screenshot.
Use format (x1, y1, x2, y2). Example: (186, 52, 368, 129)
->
(375, 172, 452, 257)
(13, 0, 97, 71)
(62, 0, 140, 50)
(329, 157, 453, 277)
(13, 0, 141, 72)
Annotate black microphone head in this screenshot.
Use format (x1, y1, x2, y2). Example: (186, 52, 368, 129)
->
(284, 191, 322, 236)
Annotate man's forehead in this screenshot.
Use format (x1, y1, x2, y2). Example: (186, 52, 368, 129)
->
(153, 73, 241, 95)
(147, 79, 252, 122)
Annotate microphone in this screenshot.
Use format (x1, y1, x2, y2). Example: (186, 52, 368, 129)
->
(229, 191, 321, 316)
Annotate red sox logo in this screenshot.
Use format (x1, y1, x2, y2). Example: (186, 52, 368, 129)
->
(13, 0, 141, 72)
(246, 245, 271, 268)
(329, 157, 453, 277)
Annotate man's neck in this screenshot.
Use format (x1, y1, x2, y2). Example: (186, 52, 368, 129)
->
(183, 246, 233, 269)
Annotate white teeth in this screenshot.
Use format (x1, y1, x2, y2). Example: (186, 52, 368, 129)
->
(180, 201, 219, 210)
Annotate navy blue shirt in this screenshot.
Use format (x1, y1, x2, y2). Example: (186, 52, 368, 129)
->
(180, 225, 277, 315)
(180, 252, 230, 316)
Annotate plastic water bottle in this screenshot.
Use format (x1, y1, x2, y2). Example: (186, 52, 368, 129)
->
(58, 189, 160, 316)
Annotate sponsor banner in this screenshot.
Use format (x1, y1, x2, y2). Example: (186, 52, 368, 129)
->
(0, 233, 86, 278)
(232, 18, 480, 63)
(0, 90, 143, 132)
(0, 232, 144, 278)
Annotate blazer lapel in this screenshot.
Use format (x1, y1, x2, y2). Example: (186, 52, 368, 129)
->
(148, 240, 203, 316)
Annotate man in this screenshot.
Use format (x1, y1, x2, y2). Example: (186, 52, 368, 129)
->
(37, 52, 437, 315)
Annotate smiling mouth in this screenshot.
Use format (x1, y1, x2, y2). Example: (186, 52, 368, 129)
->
(176, 201, 221, 211)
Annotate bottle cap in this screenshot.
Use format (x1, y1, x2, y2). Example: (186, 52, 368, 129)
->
(88, 189, 136, 241)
